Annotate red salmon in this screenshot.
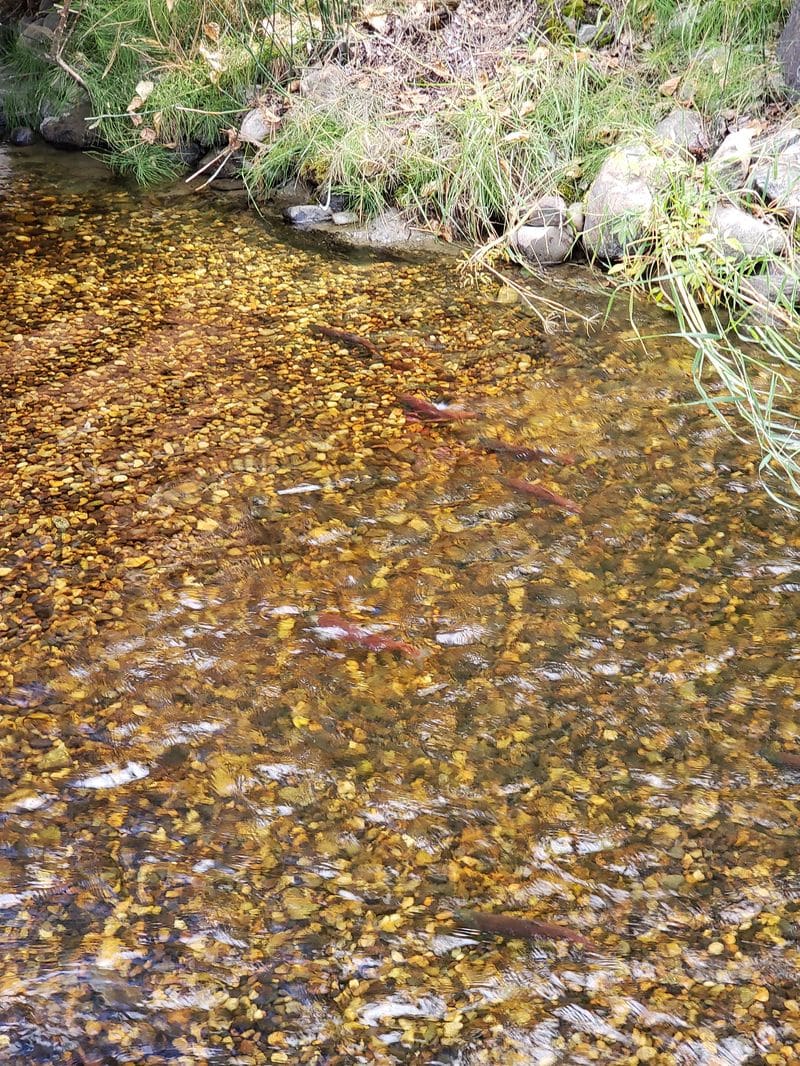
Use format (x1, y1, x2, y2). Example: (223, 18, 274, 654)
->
(399, 394, 478, 422)
(316, 612, 420, 659)
(480, 437, 576, 465)
(505, 477, 581, 514)
(456, 909, 596, 950)
(309, 323, 380, 357)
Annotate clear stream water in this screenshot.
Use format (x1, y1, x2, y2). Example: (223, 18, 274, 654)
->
(0, 147, 799, 1066)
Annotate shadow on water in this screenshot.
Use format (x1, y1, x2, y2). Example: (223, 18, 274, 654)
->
(0, 145, 799, 1065)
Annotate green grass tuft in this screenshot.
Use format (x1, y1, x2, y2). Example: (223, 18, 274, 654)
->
(608, 151, 800, 506)
(1, 0, 353, 179)
(623, 0, 787, 114)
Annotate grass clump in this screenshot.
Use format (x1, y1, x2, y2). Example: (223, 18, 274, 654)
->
(0, 0, 352, 178)
(247, 42, 659, 242)
(622, 0, 787, 114)
(609, 152, 800, 505)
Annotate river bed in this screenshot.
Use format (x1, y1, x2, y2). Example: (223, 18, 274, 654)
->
(1, 146, 799, 1066)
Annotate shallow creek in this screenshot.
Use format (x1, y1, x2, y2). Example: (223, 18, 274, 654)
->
(1, 147, 799, 1066)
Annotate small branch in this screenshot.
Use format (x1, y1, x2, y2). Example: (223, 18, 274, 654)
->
(185, 147, 229, 184)
(54, 52, 89, 92)
(188, 149, 234, 190)
(50, 0, 89, 92)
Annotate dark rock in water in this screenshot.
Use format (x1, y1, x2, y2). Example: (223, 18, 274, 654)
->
(40, 96, 99, 149)
(9, 126, 36, 147)
(210, 177, 246, 193)
(778, 1, 800, 93)
(283, 203, 333, 225)
(271, 178, 316, 209)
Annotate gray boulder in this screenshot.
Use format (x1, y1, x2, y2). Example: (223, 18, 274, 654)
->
(710, 128, 755, 186)
(582, 144, 663, 262)
(513, 196, 573, 265)
(709, 202, 789, 259)
(576, 23, 599, 46)
(9, 126, 36, 147)
(750, 130, 800, 217)
(655, 108, 706, 155)
(752, 260, 800, 305)
(523, 194, 567, 227)
(566, 201, 585, 233)
(283, 203, 333, 225)
(239, 106, 279, 147)
(514, 224, 573, 265)
(743, 262, 800, 329)
(40, 96, 98, 149)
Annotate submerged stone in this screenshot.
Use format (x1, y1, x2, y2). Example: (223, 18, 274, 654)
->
(9, 126, 35, 147)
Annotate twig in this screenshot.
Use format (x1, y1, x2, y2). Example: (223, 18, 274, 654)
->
(185, 147, 229, 185)
(475, 260, 599, 331)
(191, 149, 234, 190)
(50, 0, 89, 92)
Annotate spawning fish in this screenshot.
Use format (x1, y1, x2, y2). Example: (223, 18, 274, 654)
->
(309, 323, 380, 357)
(504, 477, 581, 514)
(480, 437, 576, 465)
(316, 612, 420, 659)
(398, 394, 478, 422)
(455, 909, 596, 950)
